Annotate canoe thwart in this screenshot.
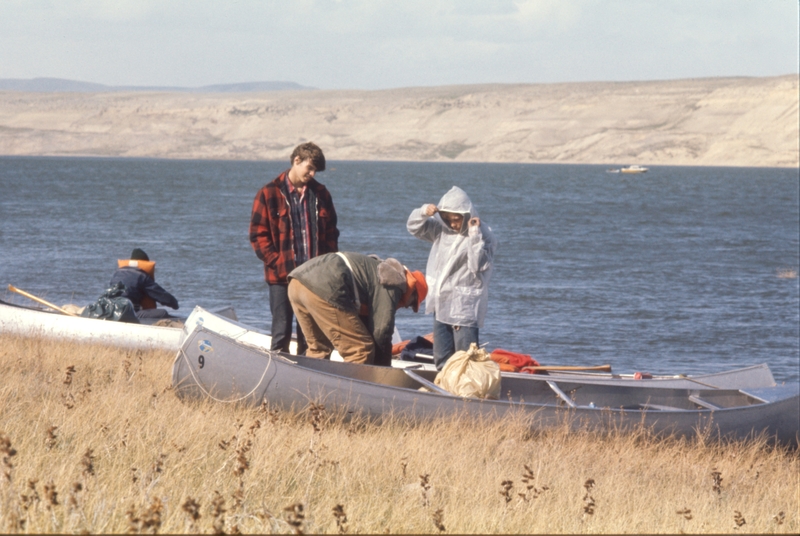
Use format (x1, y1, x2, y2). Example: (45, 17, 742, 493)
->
(403, 369, 454, 396)
(546, 380, 577, 408)
(688, 394, 722, 410)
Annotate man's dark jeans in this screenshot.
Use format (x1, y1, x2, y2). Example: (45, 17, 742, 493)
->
(269, 283, 307, 355)
(432, 316, 479, 370)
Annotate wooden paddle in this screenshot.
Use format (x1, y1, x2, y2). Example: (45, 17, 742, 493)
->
(7, 284, 78, 316)
(520, 364, 612, 373)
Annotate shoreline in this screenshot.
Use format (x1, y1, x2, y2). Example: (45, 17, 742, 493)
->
(1, 152, 797, 169)
(1, 75, 797, 168)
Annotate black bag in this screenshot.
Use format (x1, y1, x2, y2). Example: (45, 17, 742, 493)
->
(399, 335, 434, 361)
(80, 283, 140, 324)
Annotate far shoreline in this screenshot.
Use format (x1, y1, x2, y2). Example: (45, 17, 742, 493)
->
(1, 75, 797, 168)
(1, 152, 797, 170)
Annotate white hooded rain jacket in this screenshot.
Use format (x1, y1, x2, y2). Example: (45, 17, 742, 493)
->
(407, 186, 497, 328)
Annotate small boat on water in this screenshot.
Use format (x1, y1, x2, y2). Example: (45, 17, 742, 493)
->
(620, 165, 649, 173)
(0, 298, 236, 351)
(173, 325, 800, 444)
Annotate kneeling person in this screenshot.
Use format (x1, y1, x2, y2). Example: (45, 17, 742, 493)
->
(110, 248, 179, 319)
(288, 252, 427, 366)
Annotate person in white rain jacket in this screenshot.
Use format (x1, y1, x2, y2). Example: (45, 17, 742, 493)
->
(407, 186, 497, 369)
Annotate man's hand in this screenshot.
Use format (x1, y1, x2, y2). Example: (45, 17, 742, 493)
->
(423, 204, 438, 217)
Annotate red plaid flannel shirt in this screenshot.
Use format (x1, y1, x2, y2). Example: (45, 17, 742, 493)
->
(249, 171, 339, 284)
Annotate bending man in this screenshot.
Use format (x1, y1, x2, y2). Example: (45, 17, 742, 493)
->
(287, 252, 427, 366)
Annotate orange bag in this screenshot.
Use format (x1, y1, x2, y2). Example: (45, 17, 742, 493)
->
(490, 349, 539, 373)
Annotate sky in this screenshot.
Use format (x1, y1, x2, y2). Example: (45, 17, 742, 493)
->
(0, 0, 797, 90)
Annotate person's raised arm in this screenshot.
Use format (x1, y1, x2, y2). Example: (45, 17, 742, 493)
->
(407, 203, 441, 243)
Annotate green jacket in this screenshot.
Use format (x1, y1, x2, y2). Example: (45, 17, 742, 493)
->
(288, 252, 407, 365)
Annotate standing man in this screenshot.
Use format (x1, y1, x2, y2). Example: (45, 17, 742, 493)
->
(407, 186, 496, 370)
(249, 142, 339, 354)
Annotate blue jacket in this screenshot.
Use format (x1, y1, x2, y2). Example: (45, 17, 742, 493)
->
(110, 267, 179, 310)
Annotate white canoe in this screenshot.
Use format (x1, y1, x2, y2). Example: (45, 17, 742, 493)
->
(0, 299, 235, 351)
(182, 305, 331, 358)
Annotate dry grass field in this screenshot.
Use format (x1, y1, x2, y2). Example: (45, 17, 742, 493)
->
(0, 333, 797, 534)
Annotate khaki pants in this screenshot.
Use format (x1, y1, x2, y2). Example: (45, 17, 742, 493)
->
(287, 279, 375, 364)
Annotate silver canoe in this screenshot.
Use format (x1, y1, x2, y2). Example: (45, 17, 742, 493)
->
(173, 326, 800, 444)
(0, 299, 236, 351)
(180, 306, 780, 390)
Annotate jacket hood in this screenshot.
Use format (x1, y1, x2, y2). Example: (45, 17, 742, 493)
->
(437, 186, 476, 234)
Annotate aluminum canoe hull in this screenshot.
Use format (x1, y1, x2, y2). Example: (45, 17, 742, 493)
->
(181, 306, 778, 390)
(1, 300, 181, 350)
(0, 300, 235, 351)
(173, 327, 800, 444)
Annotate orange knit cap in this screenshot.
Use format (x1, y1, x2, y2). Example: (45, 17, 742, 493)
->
(400, 269, 428, 312)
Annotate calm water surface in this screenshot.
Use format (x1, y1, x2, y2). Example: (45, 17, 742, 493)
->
(1, 157, 798, 382)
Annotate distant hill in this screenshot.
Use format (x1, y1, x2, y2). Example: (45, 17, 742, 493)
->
(0, 75, 796, 167)
(0, 77, 313, 93)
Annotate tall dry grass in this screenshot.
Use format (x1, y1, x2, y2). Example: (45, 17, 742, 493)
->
(0, 332, 797, 534)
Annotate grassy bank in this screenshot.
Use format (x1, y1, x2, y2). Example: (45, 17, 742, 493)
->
(0, 333, 797, 534)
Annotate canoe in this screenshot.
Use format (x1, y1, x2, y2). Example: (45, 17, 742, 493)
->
(4, 299, 782, 391)
(181, 304, 298, 354)
(180, 306, 780, 390)
(173, 325, 800, 444)
(0, 298, 236, 351)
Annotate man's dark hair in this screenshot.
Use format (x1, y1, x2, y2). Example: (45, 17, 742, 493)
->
(290, 142, 326, 171)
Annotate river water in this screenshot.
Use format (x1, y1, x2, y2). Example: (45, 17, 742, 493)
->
(1, 157, 798, 382)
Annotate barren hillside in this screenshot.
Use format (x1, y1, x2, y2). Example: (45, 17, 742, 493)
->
(0, 75, 797, 167)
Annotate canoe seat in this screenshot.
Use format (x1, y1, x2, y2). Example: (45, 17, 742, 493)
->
(638, 403, 689, 412)
(688, 395, 722, 410)
(403, 369, 454, 396)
